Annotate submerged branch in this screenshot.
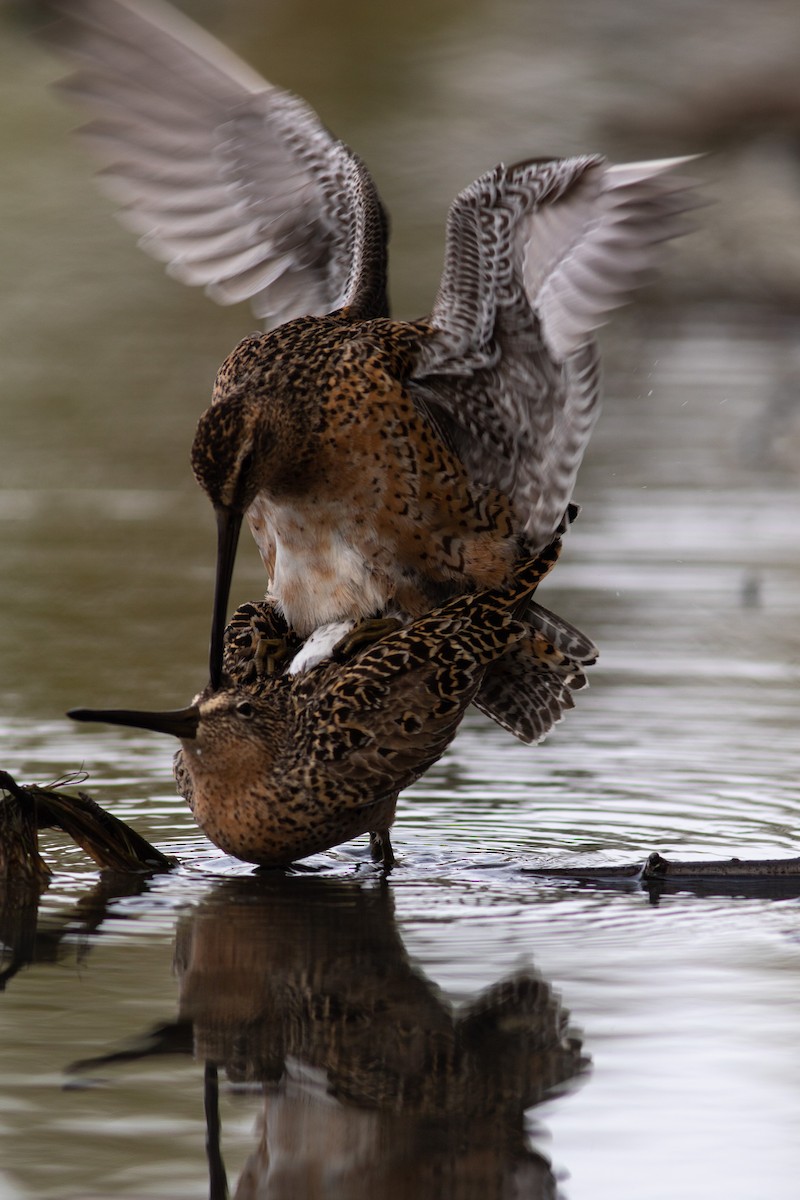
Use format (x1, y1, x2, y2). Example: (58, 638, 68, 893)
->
(524, 851, 800, 898)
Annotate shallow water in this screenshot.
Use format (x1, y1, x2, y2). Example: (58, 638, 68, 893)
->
(2, 2, 800, 1198)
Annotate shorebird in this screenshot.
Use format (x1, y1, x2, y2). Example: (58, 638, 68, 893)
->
(68, 542, 596, 867)
(44, 0, 697, 731)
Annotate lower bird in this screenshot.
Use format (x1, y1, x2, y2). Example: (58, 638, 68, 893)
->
(43, 0, 698, 737)
(68, 538, 597, 868)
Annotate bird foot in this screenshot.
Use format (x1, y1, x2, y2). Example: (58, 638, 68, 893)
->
(252, 635, 295, 677)
(333, 616, 404, 660)
(223, 600, 299, 684)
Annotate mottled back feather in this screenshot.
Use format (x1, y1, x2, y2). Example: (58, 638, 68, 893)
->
(241, 574, 539, 805)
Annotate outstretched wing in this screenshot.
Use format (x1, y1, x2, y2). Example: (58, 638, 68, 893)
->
(40, 0, 389, 324)
(412, 155, 699, 549)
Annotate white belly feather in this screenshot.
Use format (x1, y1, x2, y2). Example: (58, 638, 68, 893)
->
(246, 496, 389, 638)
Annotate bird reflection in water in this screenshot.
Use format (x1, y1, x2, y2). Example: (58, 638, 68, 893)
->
(71, 875, 588, 1199)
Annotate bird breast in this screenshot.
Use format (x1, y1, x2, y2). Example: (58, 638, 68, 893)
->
(247, 494, 390, 636)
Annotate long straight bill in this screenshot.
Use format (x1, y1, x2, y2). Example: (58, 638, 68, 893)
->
(209, 506, 242, 689)
(68, 705, 201, 739)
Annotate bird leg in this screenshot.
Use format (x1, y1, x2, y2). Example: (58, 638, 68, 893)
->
(369, 828, 395, 870)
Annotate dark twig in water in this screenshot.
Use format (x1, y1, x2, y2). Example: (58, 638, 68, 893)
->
(524, 851, 800, 899)
(0, 772, 51, 885)
(527, 851, 800, 881)
(0, 770, 174, 876)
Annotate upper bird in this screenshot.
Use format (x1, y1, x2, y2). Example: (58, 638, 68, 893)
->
(42, 0, 698, 693)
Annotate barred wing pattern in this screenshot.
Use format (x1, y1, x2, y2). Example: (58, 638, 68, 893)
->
(42, 0, 389, 324)
(290, 600, 529, 804)
(414, 155, 698, 550)
(474, 601, 599, 744)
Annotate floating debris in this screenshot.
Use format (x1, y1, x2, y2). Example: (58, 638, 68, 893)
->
(0, 769, 174, 877)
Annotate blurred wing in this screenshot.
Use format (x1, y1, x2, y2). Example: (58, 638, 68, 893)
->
(413, 155, 699, 548)
(41, 0, 389, 324)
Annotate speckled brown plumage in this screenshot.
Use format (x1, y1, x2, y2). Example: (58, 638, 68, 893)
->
(69, 544, 595, 867)
(223, 504, 597, 746)
(193, 314, 519, 636)
(180, 546, 585, 866)
(43, 0, 699, 716)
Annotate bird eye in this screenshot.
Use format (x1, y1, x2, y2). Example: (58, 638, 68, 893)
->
(236, 700, 255, 718)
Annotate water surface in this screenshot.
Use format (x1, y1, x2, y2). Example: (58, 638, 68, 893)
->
(2, 2, 800, 1198)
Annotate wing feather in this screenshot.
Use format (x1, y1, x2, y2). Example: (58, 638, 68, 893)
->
(413, 155, 699, 548)
(41, 0, 389, 324)
(289, 574, 544, 801)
